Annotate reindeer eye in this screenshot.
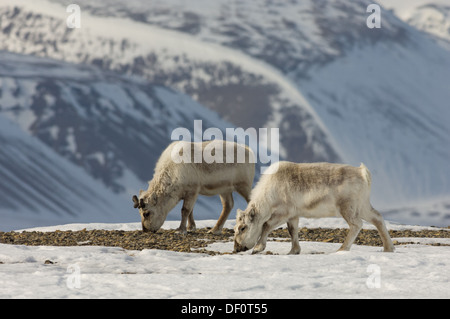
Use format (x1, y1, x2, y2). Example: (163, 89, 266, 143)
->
(143, 212, 150, 218)
(240, 225, 247, 232)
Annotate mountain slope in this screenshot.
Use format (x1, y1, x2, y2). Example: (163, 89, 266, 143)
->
(45, 0, 409, 76)
(383, 196, 450, 227)
(0, 51, 248, 230)
(0, 51, 232, 192)
(69, 0, 449, 209)
(378, 0, 450, 49)
(0, 0, 341, 164)
(298, 31, 450, 207)
(0, 113, 131, 231)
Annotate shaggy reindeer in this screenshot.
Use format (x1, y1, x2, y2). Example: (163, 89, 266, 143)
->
(132, 140, 255, 234)
(234, 161, 394, 254)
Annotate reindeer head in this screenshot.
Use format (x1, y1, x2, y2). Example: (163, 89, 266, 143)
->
(132, 191, 165, 233)
(233, 204, 262, 252)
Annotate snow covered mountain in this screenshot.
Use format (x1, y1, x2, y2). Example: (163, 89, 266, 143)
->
(0, 0, 449, 226)
(0, 0, 340, 164)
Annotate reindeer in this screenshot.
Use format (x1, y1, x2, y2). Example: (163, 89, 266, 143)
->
(234, 161, 394, 254)
(132, 140, 255, 234)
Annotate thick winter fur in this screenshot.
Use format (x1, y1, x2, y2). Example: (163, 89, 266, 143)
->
(133, 140, 255, 234)
(234, 161, 394, 254)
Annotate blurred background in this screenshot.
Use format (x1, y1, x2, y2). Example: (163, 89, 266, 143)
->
(0, 0, 449, 230)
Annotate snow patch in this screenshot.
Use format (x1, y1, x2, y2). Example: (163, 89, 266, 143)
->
(0, 219, 449, 298)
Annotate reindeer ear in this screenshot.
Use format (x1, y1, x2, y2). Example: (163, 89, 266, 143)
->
(150, 193, 158, 205)
(248, 206, 256, 221)
(132, 195, 139, 209)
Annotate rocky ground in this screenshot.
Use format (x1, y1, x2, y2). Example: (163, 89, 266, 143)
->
(1, 227, 449, 256)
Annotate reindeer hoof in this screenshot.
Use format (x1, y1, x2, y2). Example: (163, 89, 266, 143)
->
(175, 228, 187, 235)
(207, 228, 222, 235)
(252, 244, 265, 254)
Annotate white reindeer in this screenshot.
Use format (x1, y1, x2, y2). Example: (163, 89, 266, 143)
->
(234, 161, 394, 254)
(133, 140, 255, 234)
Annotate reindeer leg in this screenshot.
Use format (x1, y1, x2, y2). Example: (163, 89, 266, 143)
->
(363, 206, 395, 252)
(187, 209, 196, 232)
(339, 216, 362, 251)
(287, 217, 300, 255)
(177, 193, 198, 235)
(338, 201, 362, 251)
(253, 214, 281, 254)
(209, 192, 234, 235)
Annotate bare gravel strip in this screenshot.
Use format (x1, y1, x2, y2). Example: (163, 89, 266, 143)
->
(0, 227, 449, 255)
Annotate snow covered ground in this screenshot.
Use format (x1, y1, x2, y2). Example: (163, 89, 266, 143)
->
(1, 219, 449, 299)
